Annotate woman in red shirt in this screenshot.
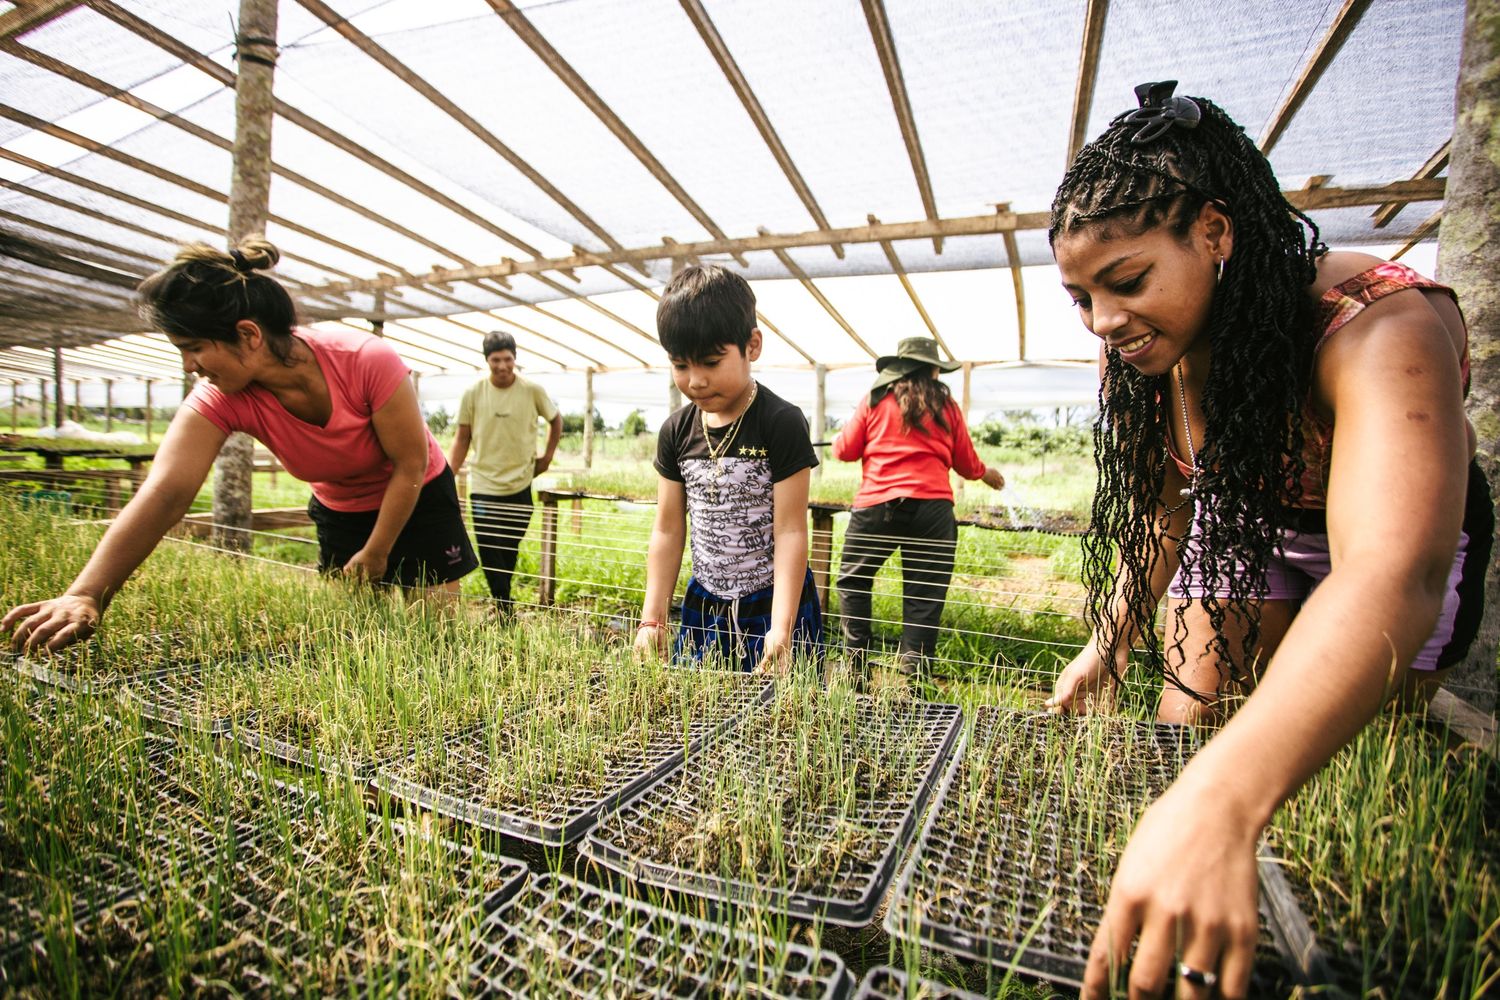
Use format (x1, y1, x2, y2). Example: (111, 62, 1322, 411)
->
(4, 238, 477, 653)
(831, 337, 1005, 675)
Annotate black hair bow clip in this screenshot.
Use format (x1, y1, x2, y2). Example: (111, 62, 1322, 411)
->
(1117, 80, 1201, 145)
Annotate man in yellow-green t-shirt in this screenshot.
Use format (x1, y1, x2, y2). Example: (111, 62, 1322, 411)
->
(448, 332, 562, 611)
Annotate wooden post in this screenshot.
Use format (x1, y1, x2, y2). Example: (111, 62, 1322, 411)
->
(957, 361, 974, 496)
(71, 379, 82, 424)
(214, 0, 279, 556)
(1437, 0, 1500, 713)
(372, 288, 385, 337)
(104, 379, 113, 432)
(583, 366, 595, 470)
(813, 362, 827, 479)
(10, 382, 17, 432)
(52, 349, 63, 429)
(809, 506, 835, 611)
(668, 371, 682, 412)
(144, 379, 154, 442)
(37, 379, 46, 428)
(537, 491, 559, 606)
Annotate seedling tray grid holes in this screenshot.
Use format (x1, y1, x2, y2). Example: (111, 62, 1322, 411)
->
(584, 693, 962, 926)
(886, 708, 1196, 987)
(470, 873, 852, 998)
(852, 966, 984, 1000)
(376, 670, 772, 845)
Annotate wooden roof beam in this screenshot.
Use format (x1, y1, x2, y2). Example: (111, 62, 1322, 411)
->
(861, 0, 941, 253)
(1373, 139, 1450, 228)
(0, 210, 158, 273)
(1259, 0, 1371, 154)
(992, 203, 1028, 360)
(294, 0, 641, 273)
(867, 213, 953, 361)
(333, 319, 471, 371)
(428, 314, 576, 370)
(528, 272, 658, 347)
(85, 0, 571, 274)
(761, 228, 875, 358)
(414, 281, 644, 368)
(1066, 0, 1110, 165)
(485, 0, 746, 267)
(1392, 209, 1442, 261)
(0, 104, 417, 277)
(0, 1, 81, 40)
(303, 180, 1444, 297)
(2, 37, 489, 272)
(678, 0, 842, 259)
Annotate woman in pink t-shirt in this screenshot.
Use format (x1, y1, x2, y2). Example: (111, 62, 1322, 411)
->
(3, 238, 477, 653)
(831, 336, 1005, 676)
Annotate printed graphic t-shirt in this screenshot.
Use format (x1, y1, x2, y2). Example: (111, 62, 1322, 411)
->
(457, 375, 559, 495)
(654, 383, 818, 599)
(184, 327, 445, 512)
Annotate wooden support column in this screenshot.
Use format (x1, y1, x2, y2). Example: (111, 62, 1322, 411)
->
(958, 362, 974, 496)
(37, 379, 46, 428)
(10, 382, 18, 432)
(71, 379, 82, 424)
(809, 506, 835, 611)
(1437, 0, 1500, 713)
(214, 0, 278, 556)
(583, 366, 595, 470)
(668, 372, 682, 413)
(104, 378, 113, 431)
(51, 349, 63, 429)
(143, 378, 154, 442)
(371, 288, 385, 337)
(537, 491, 559, 606)
(813, 363, 827, 479)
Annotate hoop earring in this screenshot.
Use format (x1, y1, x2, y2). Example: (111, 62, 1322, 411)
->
(1215, 257, 1225, 285)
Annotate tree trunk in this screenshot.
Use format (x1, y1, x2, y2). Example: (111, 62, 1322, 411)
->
(1436, 0, 1499, 712)
(213, 0, 279, 555)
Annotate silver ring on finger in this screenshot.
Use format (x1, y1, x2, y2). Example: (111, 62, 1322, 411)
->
(1178, 962, 1218, 988)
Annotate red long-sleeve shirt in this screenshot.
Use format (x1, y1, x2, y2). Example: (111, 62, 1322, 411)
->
(831, 393, 986, 507)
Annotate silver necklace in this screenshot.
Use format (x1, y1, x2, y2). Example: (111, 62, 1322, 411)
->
(1175, 361, 1199, 499)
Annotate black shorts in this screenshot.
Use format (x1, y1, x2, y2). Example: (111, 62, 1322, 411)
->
(307, 465, 479, 587)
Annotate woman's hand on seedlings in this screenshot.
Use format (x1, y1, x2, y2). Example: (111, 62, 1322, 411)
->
(1082, 780, 1261, 1000)
(757, 629, 792, 674)
(633, 622, 669, 660)
(341, 546, 388, 583)
(1045, 647, 1118, 715)
(981, 465, 1006, 491)
(2, 594, 101, 653)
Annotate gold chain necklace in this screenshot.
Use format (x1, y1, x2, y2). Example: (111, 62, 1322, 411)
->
(701, 381, 757, 503)
(1174, 361, 1199, 499)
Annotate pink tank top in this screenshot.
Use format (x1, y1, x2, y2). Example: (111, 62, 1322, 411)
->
(1167, 262, 1466, 509)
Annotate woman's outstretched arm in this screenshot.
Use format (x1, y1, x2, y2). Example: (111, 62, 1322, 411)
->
(1081, 286, 1469, 999)
(2, 408, 227, 651)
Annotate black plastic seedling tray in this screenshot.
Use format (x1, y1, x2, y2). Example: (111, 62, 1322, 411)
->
(1, 631, 209, 693)
(116, 664, 234, 735)
(374, 670, 773, 846)
(885, 707, 1200, 988)
(0, 852, 136, 977)
(583, 694, 963, 926)
(469, 872, 854, 998)
(852, 966, 984, 1000)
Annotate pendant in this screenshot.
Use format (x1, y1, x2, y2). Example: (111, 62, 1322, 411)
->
(1180, 486, 1194, 499)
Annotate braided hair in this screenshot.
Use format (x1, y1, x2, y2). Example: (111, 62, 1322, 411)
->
(137, 236, 298, 364)
(1049, 84, 1326, 699)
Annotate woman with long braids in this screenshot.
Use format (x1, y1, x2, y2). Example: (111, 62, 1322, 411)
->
(4, 238, 478, 652)
(832, 337, 1005, 676)
(1043, 82, 1489, 997)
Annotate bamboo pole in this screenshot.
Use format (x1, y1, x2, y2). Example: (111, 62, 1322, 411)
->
(37, 378, 45, 428)
(813, 363, 827, 479)
(51, 349, 62, 429)
(583, 366, 595, 470)
(104, 379, 113, 431)
(144, 378, 153, 442)
(214, 0, 278, 556)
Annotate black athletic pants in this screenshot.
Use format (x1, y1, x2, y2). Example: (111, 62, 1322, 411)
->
(469, 487, 534, 608)
(836, 497, 958, 664)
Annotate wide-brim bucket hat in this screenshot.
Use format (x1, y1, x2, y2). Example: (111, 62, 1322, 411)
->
(871, 337, 961, 391)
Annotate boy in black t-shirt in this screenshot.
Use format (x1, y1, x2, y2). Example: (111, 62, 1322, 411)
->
(634, 265, 823, 672)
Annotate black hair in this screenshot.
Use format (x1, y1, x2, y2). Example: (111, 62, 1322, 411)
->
(482, 331, 517, 357)
(1049, 89, 1325, 701)
(656, 264, 756, 363)
(136, 236, 298, 364)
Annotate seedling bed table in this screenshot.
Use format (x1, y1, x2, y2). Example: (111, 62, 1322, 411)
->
(886, 707, 1198, 988)
(7, 741, 531, 996)
(852, 966, 983, 1000)
(584, 691, 962, 926)
(0, 630, 202, 693)
(469, 872, 854, 998)
(375, 669, 773, 845)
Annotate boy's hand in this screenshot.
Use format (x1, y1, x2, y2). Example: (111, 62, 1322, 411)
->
(757, 629, 793, 674)
(634, 622, 670, 660)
